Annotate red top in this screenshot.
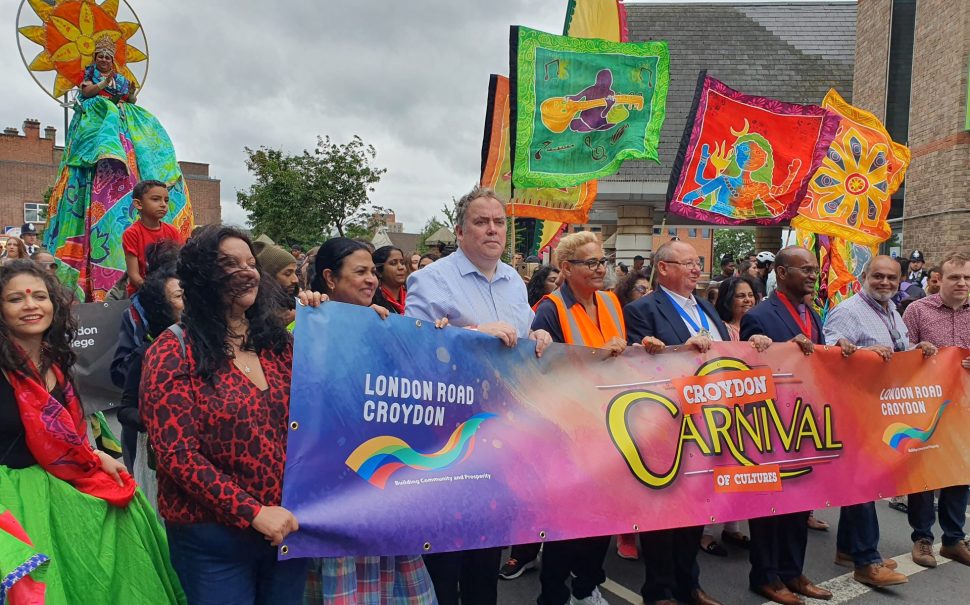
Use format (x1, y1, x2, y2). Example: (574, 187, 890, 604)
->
(122, 220, 182, 295)
(140, 329, 294, 528)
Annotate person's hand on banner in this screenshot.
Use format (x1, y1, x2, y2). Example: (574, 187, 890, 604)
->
(749, 334, 772, 352)
(478, 322, 519, 347)
(252, 506, 299, 546)
(529, 329, 553, 357)
(298, 291, 328, 307)
(95, 449, 128, 487)
(865, 344, 894, 361)
(601, 336, 626, 358)
(962, 356, 970, 370)
(792, 333, 814, 355)
(639, 336, 665, 354)
(836, 338, 858, 357)
(914, 342, 938, 357)
(369, 304, 390, 320)
(684, 334, 712, 353)
(434, 318, 449, 329)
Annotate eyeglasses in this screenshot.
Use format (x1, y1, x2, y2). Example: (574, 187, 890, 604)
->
(566, 257, 609, 270)
(782, 265, 820, 277)
(662, 259, 702, 270)
(633, 285, 649, 294)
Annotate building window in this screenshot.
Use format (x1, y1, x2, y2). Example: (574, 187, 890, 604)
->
(699, 257, 706, 271)
(701, 228, 711, 238)
(589, 226, 601, 233)
(668, 227, 677, 237)
(653, 227, 661, 235)
(24, 203, 47, 224)
(688, 228, 697, 238)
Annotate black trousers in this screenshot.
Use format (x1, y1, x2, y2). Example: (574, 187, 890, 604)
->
(639, 525, 703, 602)
(537, 535, 611, 605)
(424, 547, 502, 605)
(748, 511, 810, 588)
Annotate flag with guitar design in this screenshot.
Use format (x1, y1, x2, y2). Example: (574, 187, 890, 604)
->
(509, 26, 669, 189)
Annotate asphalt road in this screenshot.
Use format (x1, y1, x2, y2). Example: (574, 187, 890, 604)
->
(497, 502, 970, 604)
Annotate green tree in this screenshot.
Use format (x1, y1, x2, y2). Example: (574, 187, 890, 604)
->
(237, 135, 386, 246)
(713, 228, 755, 266)
(441, 197, 458, 230)
(417, 217, 446, 253)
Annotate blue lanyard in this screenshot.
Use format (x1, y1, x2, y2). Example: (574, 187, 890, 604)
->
(662, 289, 710, 334)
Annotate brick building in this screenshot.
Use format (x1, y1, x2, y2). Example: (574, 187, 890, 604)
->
(853, 0, 969, 261)
(0, 118, 221, 235)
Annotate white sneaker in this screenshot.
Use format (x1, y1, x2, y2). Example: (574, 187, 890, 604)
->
(569, 586, 609, 605)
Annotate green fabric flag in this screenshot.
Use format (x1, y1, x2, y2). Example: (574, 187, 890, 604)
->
(509, 26, 669, 189)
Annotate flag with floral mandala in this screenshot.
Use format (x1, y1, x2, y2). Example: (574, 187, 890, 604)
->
(791, 89, 911, 247)
(509, 26, 669, 189)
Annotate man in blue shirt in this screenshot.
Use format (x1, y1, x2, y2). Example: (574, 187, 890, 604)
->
(405, 185, 551, 605)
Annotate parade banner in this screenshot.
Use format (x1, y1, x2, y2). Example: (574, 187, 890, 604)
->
(666, 72, 840, 226)
(481, 74, 598, 224)
(280, 303, 970, 559)
(792, 89, 911, 246)
(509, 26, 669, 189)
(71, 300, 128, 414)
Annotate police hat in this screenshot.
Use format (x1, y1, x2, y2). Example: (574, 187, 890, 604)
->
(909, 250, 924, 262)
(20, 223, 37, 236)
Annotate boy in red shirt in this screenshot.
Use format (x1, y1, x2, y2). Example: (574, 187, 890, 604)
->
(123, 180, 183, 296)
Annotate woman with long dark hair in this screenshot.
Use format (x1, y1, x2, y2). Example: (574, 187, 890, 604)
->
(0, 260, 184, 603)
(526, 265, 560, 308)
(305, 237, 438, 604)
(141, 225, 321, 604)
(372, 245, 408, 314)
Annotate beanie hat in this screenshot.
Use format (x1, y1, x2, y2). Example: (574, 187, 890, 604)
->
(255, 242, 296, 277)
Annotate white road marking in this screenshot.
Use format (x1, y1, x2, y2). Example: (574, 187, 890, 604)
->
(600, 577, 642, 604)
(760, 543, 953, 605)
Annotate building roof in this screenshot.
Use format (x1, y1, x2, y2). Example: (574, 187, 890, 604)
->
(610, 1, 856, 184)
(372, 228, 423, 253)
(425, 226, 456, 245)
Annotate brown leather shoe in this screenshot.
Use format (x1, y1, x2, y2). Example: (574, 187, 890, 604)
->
(785, 575, 832, 600)
(853, 563, 908, 587)
(687, 588, 726, 605)
(837, 551, 898, 570)
(752, 581, 803, 605)
(912, 538, 938, 568)
(940, 540, 970, 566)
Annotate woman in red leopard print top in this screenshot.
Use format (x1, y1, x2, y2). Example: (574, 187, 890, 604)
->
(141, 225, 322, 605)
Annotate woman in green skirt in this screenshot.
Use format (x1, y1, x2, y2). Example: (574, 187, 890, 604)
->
(0, 260, 184, 604)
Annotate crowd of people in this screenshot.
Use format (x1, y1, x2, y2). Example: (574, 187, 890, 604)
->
(0, 181, 968, 605)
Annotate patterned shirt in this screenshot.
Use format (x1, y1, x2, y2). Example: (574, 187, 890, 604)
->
(141, 329, 294, 528)
(405, 247, 533, 337)
(903, 293, 970, 348)
(823, 292, 911, 350)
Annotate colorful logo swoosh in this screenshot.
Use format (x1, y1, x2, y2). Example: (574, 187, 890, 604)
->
(345, 413, 496, 488)
(882, 401, 950, 451)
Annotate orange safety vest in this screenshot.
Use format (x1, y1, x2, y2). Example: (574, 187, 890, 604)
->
(541, 288, 626, 347)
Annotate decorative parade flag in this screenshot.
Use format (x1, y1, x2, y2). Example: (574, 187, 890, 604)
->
(509, 26, 669, 189)
(796, 229, 876, 320)
(481, 75, 598, 223)
(667, 73, 840, 225)
(563, 0, 628, 41)
(792, 89, 911, 246)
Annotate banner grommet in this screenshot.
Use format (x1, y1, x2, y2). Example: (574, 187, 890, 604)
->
(539, 531, 546, 540)
(415, 320, 423, 328)
(290, 421, 299, 430)
(633, 524, 639, 531)
(423, 542, 431, 551)
(280, 545, 289, 555)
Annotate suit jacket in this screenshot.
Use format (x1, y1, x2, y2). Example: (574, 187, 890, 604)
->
(740, 292, 823, 344)
(624, 288, 730, 346)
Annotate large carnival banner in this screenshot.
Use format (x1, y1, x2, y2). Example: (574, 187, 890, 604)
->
(280, 304, 970, 559)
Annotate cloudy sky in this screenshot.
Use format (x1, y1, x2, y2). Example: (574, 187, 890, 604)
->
(3, 0, 574, 232)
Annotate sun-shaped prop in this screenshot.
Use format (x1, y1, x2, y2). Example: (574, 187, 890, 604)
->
(17, 0, 149, 100)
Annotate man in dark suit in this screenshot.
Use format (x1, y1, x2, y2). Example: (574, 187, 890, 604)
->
(623, 240, 726, 605)
(740, 246, 851, 604)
